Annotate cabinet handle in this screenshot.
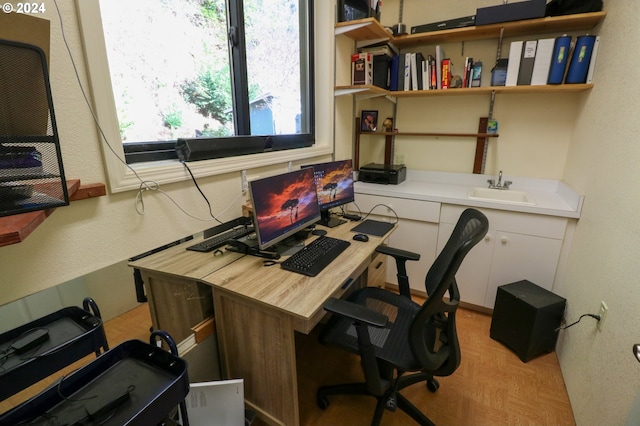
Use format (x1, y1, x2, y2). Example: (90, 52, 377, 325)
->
(485, 235, 492, 242)
(375, 261, 383, 269)
(501, 236, 508, 244)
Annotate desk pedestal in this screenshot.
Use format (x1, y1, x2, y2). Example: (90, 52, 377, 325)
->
(215, 289, 298, 426)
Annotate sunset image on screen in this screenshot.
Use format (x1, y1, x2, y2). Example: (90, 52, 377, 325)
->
(251, 168, 319, 244)
(315, 161, 354, 206)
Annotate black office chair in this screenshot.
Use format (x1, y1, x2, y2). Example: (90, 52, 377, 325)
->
(317, 208, 489, 425)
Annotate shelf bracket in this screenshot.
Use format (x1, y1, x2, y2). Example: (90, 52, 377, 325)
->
(334, 21, 372, 36)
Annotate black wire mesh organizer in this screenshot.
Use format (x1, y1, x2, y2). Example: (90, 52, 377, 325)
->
(0, 38, 69, 217)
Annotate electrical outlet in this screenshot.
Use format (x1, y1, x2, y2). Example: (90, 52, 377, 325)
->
(597, 301, 608, 331)
(288, 161, 293, 171)
(241, 170, 248, 193)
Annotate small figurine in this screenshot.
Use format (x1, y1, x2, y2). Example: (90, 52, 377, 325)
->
(382, 118, 393, 132)
(451, 74, 463, 88)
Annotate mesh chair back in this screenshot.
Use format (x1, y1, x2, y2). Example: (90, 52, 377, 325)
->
(410, 208, 489, 375)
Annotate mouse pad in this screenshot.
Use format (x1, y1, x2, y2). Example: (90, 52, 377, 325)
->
(350, 219, 394, 237)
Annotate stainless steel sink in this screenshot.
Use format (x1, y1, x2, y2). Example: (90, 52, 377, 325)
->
(468, 187, 536, 206)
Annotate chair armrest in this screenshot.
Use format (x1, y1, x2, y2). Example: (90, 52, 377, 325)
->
(324, 298, 388, 328)
(376, 245, 420, 262)
(375, 245, 420, 299)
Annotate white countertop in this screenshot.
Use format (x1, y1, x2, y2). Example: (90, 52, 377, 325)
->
(354, 170, 584, 219)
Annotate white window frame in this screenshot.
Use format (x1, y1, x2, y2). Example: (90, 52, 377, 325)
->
(75, 0, 334, 193)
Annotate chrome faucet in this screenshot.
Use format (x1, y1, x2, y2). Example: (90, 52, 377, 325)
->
(487, 170, 512, 190)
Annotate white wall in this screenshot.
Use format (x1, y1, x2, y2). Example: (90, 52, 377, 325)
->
(557, 2, 640, 425)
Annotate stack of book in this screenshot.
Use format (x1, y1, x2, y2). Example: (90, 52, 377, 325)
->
(352, 43, 492, 91)
(504, 35, 600, 87)
(351, 43, 397, 89)
(398, 48, 445, 90)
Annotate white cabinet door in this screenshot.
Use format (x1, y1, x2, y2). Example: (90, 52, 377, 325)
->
(485, 231, 563, 308)
(387, 218, 438, 294)
(436, 222, 493, 306)
(438, 205, 567, 309)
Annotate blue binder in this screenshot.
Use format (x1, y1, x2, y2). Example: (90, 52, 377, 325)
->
(565, 35, 596, 84)
(547, 35, 571, 84)
(389, 54, 399, 91)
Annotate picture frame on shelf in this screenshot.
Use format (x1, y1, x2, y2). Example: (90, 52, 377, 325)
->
(361, 110, 378, 132)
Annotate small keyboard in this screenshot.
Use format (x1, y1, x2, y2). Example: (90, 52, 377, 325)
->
(280, 236, 350, 277)
(186, 227, 253, 252)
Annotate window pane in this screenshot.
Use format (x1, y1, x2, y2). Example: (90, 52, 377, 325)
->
(243, 0, 303, 135)
(99, 0, 234, 143)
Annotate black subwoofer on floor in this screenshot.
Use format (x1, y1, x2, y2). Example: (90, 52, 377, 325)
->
(490, 280, 566, 362)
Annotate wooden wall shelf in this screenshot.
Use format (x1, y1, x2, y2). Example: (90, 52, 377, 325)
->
(376, 131, 499, 138)
(336, 12, 606, 48)
(353, 117, 498, 171)
(335, 84, 594, 98)
(0, 179, 106, 247)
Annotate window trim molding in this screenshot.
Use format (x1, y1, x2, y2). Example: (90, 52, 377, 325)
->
(75, 0, 333, 193)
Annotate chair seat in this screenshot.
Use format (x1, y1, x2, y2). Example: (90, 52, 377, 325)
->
(320, 287, 424, 372)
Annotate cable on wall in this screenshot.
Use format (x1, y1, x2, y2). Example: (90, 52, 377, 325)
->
(555, 313, 601, 332)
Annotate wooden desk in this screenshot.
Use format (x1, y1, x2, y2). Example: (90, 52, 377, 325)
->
(128, 235, 244, 344)
(130, 223, 394, 425)
(202, 224, 393, 425)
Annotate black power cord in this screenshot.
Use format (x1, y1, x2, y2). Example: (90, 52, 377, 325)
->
(555, 313, 601, 332)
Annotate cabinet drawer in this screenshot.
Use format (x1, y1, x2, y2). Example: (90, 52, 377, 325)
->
(354, 193, 440, 223)
(367, 251, 387, 288)
(440, 204, 567, 239)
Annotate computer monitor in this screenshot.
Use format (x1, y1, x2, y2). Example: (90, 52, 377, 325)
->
(249, 167, 321, 252)
(302, 159, 355, 228)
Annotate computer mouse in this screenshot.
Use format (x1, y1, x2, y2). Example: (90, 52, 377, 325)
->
(353, 233, 369, 242)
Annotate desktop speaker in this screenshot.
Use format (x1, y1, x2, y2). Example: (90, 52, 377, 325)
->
(490, 280, 566, 362)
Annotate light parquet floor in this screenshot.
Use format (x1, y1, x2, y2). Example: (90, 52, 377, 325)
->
(1, 302, 575, 425)
(295, 305, 575, 426)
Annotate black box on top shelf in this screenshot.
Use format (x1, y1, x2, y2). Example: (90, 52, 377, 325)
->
(411, 15, 476, 34)
(476, 0, 546, 26)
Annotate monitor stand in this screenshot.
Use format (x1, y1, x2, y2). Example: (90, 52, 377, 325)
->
(271, 236, 305, 256)
(227, 236, 304, 258)
(317, 210, 347, 228)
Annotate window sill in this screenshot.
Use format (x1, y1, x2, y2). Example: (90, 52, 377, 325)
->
(109, 144, 333, 193)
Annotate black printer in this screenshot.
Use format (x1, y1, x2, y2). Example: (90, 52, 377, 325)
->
(358, 163, 407, 185)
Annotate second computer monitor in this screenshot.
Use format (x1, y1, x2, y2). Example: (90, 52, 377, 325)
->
(303, 159, 355, 228)
(249, 167, 321, 251)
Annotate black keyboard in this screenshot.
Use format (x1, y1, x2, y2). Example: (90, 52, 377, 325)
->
(280, 236, 350, 277)
(186, 227, 253, 252)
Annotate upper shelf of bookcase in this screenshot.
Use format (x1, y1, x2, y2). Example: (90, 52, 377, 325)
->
(335, 84, 594, 98)
(335, 11, 606, 48)
(335, 18, 391, 42)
